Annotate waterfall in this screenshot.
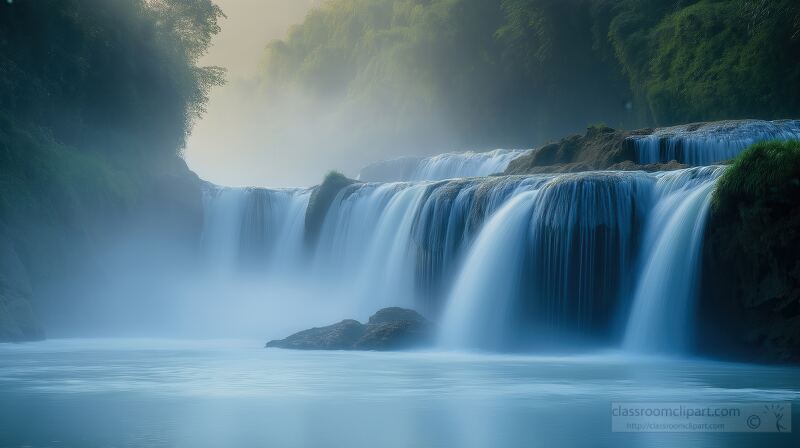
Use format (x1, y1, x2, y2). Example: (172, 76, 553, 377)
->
(438, 171, 653, 349)
(200, 166, 724, 351)
(437, 191, 540, 349)
(311, 182, 429, 312)
(357, 149, 529, 182)
(623, 166, 724, 353)
(201, 187, 247, 276)
(632, 119, 800, 165)
(201, 185, 310, 276)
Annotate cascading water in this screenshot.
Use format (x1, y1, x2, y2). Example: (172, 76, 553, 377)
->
(196, 119, 800, 352)
(632, 119, 800, 165)
(437, 191, 542, 349)
(438, 171, 654, 349)
(201, 185, 310, 276)
(357, 148, 529, 182)
(201, 166, 723, 351)
(623, 166, 724, 353)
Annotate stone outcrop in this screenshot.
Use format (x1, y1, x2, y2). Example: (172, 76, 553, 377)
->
(304, 171, 358, 248)
(503, 125, 689, 175)
(266, 307, 433, 351)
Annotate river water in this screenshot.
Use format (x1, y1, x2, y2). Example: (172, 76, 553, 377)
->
(0, 339, 797, 447)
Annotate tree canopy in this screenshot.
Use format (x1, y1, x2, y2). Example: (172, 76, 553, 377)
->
(259, 0, 800, 153)
(0, 0, 224, 155)
(0, 0, 223, 223)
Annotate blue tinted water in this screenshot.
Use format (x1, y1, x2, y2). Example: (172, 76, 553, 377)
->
(0, 339, 798, 448)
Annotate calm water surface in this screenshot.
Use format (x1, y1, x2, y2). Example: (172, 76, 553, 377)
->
(0, 339, 798, 447)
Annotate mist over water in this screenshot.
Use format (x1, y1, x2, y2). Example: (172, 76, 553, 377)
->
(35, 163, 727, 352)
(174, 166, 722, 352)
(357, 149, 530, 182)
(40, 121, 765, 354)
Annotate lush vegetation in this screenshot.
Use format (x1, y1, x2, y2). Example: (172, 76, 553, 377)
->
(711, 139, 800, 286)
(261, 0, 631, 151)
(0, 0, 223, 227)
(705, 140, 800, 361)
(609, 0, 800, 124)
(713, 140, 800, 215)
(260, 0, 800, 152)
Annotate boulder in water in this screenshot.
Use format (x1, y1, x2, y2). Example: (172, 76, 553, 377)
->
(356, 314, 432, 350)
(367, 307, 426, 325)
(265, 308, 432, 351)
(265, 319, 364, 350)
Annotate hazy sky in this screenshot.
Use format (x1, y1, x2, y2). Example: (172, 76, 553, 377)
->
(185, 0, 324, 187)
(197, 0, 321, 78)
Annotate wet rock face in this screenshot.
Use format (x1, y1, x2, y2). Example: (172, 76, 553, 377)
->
(304, 172, 358, 249)
(265, 308, 433, 351)
(504, 125, 656, 175)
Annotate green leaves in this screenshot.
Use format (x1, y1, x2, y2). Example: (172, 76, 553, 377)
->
(0, 0, 224, 154)
(609, 0, 800, 125)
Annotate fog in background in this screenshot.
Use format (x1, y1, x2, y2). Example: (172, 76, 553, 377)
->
(183, 0, 642, 188)
(185, 0, 327, 188)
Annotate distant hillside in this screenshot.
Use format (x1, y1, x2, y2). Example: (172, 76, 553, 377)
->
(259, 0, 800, 154)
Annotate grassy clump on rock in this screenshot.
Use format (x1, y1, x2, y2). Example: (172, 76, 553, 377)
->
(713, 140, 800, 215)
(702, 140, 800, 362)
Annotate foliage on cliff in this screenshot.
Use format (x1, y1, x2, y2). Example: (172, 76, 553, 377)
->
(609, 0, 800, 124)
(0, 0, 223, 225)
(710, 140, 800, 299)
(703, 140, 800, 362)
(0, 0, 222, 339)
(260, 0, 800, 152)
(261, 0, 632, 152)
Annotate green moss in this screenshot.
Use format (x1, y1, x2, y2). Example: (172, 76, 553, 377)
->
(704, 140, 800, 361)
(713, 140, 800, 214)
